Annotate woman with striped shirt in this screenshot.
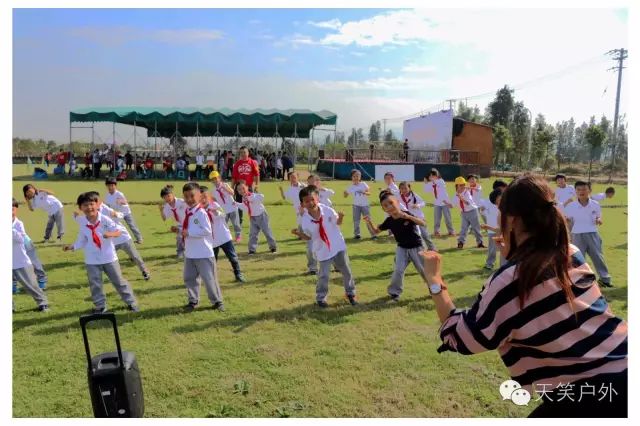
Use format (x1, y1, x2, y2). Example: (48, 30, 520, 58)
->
(421, 175, 627, 417)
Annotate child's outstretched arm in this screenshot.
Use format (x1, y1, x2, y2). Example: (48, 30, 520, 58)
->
(362, 216, 381, 235)
(337, 211, 345, 226)
(399, 211, 426, 227)
(291, 228, 311, 241)
(480, 223, 499, 232)
(279, 185, 286, 201)
(158, 203, 167, 221)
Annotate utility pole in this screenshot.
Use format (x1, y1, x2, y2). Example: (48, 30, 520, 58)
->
(606, 48, 628, 181)
(446, 99, 455, 111)
(382, 119, 387, 142)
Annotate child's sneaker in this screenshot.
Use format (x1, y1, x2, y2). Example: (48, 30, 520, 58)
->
(434, 231, 441, 237)
(270, 248, 278, 254)
(42, 238, 49, 243)
(477, 242, 486, 249)
(248, 251, 256, 255)
(56, 236, 63, 243)
(235, 236, 241, 243)
(142, 271, 151, 281)
(317, 301, 329, 308)
(177, 252, 184, 260)
(389, 293, 400, 302)
(483, 265, 493, 271)
(38, 304, 50, 312)
(12, 281, 20, 295)
(235, 274, 246, 283)
(346, 294, 358, 306)
(305, 270, 317, 276)
(448, 232, 456, 237)
(598, 279, 614, 288)
(457, 242, 464, 249)
(371, 236, 378, 241)
(38, 280, 47, 290)
(128, 304, 140, 312)
(135, 240, 143, 245)
(92, 306, 107, 314)
(354, 235, 361, 240)
(212, 302, 225, 312)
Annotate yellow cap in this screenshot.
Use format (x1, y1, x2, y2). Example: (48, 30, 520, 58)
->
(454, 176, 467, 186)
(209, 171, 220, 179)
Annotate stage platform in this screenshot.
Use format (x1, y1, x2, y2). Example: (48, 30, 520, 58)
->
(316, 159, 490, 181)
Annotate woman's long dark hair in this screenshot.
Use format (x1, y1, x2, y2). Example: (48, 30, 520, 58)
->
(499, 174, 573, 308)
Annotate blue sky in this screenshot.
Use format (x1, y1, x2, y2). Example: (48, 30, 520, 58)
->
(13, 8, 628, 143)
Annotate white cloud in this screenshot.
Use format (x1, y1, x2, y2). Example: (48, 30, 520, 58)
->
(402, 64, 436, 74)
(307, 19, 342, 30)
(312, 76, 445, 91)
(69, 26, 223, 45)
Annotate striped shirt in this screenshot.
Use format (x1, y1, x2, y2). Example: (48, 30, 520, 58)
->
(438, 244, 627, 392)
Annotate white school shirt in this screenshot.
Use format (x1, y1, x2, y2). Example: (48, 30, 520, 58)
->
(346, 182, 370, 207)
(12, 218, 32, 269)
(162, 198, 188, 224)
(210, 184, 237, 214)
(104, 190, 132, 216)
(555, 185, 576, 212)
(206, 202, 232, 247)
(238, 193, 266, 217)
(196, 155, 204, 166)
(399, 192, 426, 219)
(564, 199, 601, 234)
(183, 205, 214, 259)
(479, 199, 500, 233)
(319, 188, 335, 207)
(72, 213, 120, 265)
(76, 207, 131, 246)
(469, 184, 483, 205)
(455, 190, 478, 212)
(31, 191, 63, 215)
(284, 183, 306, 212)
(591, 193, 607, 202)
(387, 182, 400, 197)
(300, 204, 347, 262)
(424, 178, 450, 207)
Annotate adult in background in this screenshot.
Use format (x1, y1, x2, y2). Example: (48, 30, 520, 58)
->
(56, 149, 67, 170)
(403, 138, 409, 162)
(125, 151, 133, 171)
(422, 174, 627, 418)
(281, 153, 292, 181)
(195, 151, 205, 179)
(225, 151, 234, 180)
(91, 149, 101, 179)
(232, 146, 260, 224)
(83, 152, 91, 171)
(206, 150, 216, 176)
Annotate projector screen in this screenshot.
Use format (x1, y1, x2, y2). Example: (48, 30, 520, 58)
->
(402, 110, 453, 158)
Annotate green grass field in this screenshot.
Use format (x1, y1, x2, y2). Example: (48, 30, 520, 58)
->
(11, 165, 628, 417)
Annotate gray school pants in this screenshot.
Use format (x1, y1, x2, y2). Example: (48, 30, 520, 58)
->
(86, 261, 137, 309)
(123, 213, 143, 243)
(297, 225, 317, 273)
(13, 266, 48, 307)
(352, 205, 373, 237)
(433, 205, 454, 234)
(418, 225, 437, 251)
(316, 250, 356, 302)
(115, 240, 147, 274)
(175, 225, 185, 256)
(225, 210, 242, 238)
(44, 208, 65, 239)
(458, 209, 484, 245)
(248, 212, 277, 252)
(572, 232, 611, 284)
(388, 246, 427, 297)
(183, 257, 223, 305)
(26, 245, 47, 282)
(485, 233, 507, 268)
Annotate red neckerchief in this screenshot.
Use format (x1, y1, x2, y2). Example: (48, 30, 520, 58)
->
(216, 184, 226, 204)
(86, 221, 102, 249)
(205, 205, 216, 239)
(458, 193, 465, 211)
(401, 193, 410, 209)
(311, 213, 331, 249)
(432, 183, 438, 199)
(182, 206, 201, 241)
(169, 203, 179, 222)
(243, 193, 253, 216)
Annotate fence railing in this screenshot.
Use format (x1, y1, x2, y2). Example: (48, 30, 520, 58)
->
(319, 148, 480, 165)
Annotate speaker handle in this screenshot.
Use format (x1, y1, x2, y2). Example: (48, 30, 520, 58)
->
(79, 313, 124, 370)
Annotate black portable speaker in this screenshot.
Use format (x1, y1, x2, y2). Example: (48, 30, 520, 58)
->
(80, 313, 144, 418)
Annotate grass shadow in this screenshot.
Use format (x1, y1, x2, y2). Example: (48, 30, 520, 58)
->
(172, 295, 432, 334)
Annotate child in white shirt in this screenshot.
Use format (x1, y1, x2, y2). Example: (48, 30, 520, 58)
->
(237, 182, 277, 254)
(105, 177, 143, 244)
(22, 183, 65, 242)
(454, 176, 485, 249)
(343, 169, 375, 239)
(63, 192, 138, 313)
(293, 185, 357, 308)
(398, 181, 436, 251)
(159, 185, 188, 259)
(591, 186, 615, 202)
(424, 169, 455, 236)
(479, 190, 505, 270)
(565, 181, 612, 287)
(12, 198, 49, 312)
(307, 174, 335, 207)
(209, 171, 242, 242)
(280, 172, 316, 274)
(554, 174, 576, 215)
(180, 182, 224, 311)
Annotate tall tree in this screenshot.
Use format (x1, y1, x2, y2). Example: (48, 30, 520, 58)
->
(456, 102, 483, 122)
(368, 121, 380, 142)
(509, 101, 531, 169)
(492, 124, 513, 166)
(584, 124, 606, 182)
(485, 85, 515, 127)
(531, 114, 555, 171)
(554, 118, 575, 171)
